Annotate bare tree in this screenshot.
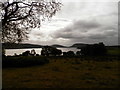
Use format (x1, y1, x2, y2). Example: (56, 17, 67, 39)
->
(0, 0, 61, 43)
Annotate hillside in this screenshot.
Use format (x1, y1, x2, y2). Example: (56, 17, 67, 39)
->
(2, 43, 42, 49)
(70, 43, 88, 48)
(2, 42, 119, 49)
(51, 44, 67, 48)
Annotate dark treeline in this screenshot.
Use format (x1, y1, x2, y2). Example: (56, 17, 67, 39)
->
(2, 42, 119, 68)
(3, 42, 108, 57)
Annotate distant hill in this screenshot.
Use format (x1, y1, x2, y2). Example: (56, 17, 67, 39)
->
(2, 43, 42, 49)
(71, 43, 120, 49)
(51, 44, 67, 48)
(70, 43, 88, 48)
(2, 42, 119, 49)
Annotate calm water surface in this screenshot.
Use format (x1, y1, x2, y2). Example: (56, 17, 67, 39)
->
(5, 48, 80, 56)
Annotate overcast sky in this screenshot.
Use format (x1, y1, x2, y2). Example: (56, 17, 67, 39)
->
(24, 0, 119, 46)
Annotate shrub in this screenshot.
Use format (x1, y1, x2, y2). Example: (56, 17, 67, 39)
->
(2, 56, 49, 68)
(80, 42, 107, 56)
(22, 50, 31, 56)
(62, 51, 75, 56)
(67, 51, 75, 56)
(76, 51, 81, 56)
(41, 46, 62, 56)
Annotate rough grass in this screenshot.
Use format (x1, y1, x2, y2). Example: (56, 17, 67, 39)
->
(2, 56, 120, 88)
(107, 47, 120, 56)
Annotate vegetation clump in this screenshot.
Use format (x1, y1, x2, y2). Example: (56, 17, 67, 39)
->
(80, 42, 107, 56)
(41, 46, 62, 56)
(2, 56, 49, 68)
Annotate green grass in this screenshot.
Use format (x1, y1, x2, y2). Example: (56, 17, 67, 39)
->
(3, 56, 120, 88)
(106, 47, 120, 56)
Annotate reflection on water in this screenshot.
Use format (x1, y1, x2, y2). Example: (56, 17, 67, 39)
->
(5, 48, 80, 56)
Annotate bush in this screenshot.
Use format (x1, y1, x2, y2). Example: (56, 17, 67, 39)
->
(41, 46, 62, 56)
(2, 56, 49, 68)
(80, 42, 107, 56)
(63, 52, 67, 56)
(62, 51, 75, 56)
(67, 51, 75, 56)
(2, 48, 6, 57)
(22, 50, 31, 56)
(76, 51, 81, 56)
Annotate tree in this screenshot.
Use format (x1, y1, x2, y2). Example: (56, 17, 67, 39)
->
(2, 48, 6, 57)
(0, 0, 61, 43)
(66, 51, 75, 56)
(80, 42, 107, 56)
(76, 51, 81, 56)
(41, 46, 62, 56)
(50, 48, 62, 56)
(22, 50, 30, 56)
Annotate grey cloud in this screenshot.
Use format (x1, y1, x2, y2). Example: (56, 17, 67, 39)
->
(26, 1, 118, 46)
(87, 30, 118, 39)
(64, 19, 101, 33)
(88, 34, 107, 39)
(34, 33, 43, 37)
(53, 19, 102, 39)
(73, 19, 101, 30)
(55, 32, 73, 38)
(54, 32, 86, 39)
(104, 30, 118, 36)
(52, 17, 118, 45)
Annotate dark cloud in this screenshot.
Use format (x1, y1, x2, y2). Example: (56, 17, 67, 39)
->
(52, 17, 118, 45)
(53, 18, 102, 38)
(88, 34, 107, 39)
(104, 30, 118, 36)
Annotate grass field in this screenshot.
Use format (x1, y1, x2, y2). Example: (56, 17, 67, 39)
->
(2, 56, 120, 88)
